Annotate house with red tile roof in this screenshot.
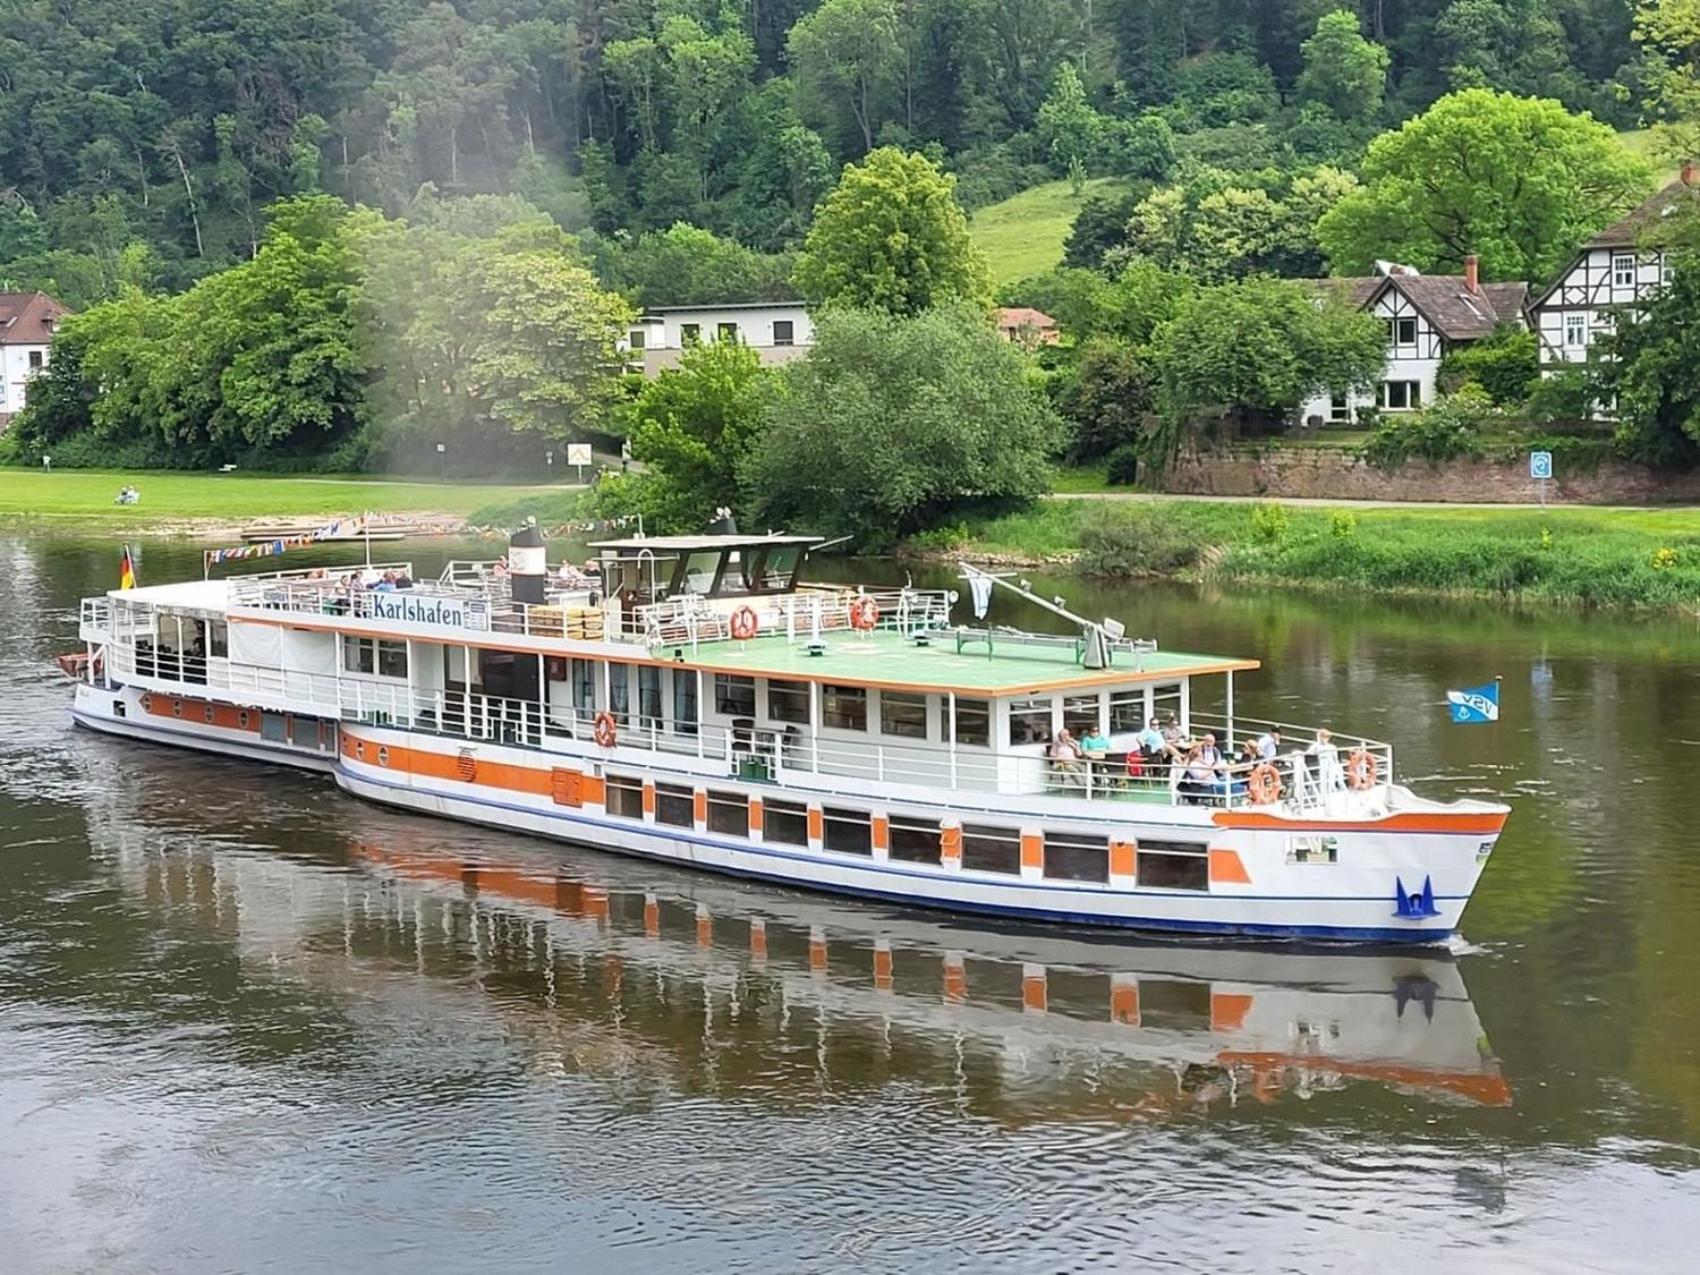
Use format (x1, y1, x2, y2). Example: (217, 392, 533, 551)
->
(0, 292, 72, 427)
(996, 306, 1059, 348)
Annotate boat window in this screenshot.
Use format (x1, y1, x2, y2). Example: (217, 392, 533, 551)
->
(1137, 840, 1209, 891)
(1009, 697, 1053, 746)
(764, 798, 809, 847)
(706, 790, 749, 837)
(208, 621, 229, 659)
(716, 550, 757, 596)
(377, 641, 408, 679)
(767, 678, 811, 724)
(961, 824, 1020, 875)
(714, 673, 756, 717)
(637, 665, 663, 726)
(822, 806, 872, 855)
(609, 663, 631, 722)
(682, 550, 721, 595)
(953, 698, 990, 747)
(342, 635, 375, 674)
(655, 782, 695, 827)
(822, 684, 867, 732)
(1110, 691, 1144, 734)
(888, 815, 940, 864)
(605, 774, 644, 819)
(672, 668, 698, 736)
(1044, 831, 1109, 883)
(572, 658, 597, 710)
(1151, 682, 1182, 728)
(1063, 694, 1100, 736)
(289, 715, 319, 749)
(880, 691, 928, 739)
(758, 546, 801, 591)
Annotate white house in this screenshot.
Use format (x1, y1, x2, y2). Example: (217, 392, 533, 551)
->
(0, 291, 70, 427)
(1529, 165, 1698, 372)
(1299, 259, 1528, 426)
(626, 301, 813, 376)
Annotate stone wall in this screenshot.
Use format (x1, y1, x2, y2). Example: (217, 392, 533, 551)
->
(1155, 446, 1700, 504)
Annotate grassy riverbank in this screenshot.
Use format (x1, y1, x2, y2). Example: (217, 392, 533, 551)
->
(0, 468, 566, 529)
(922, 498, 1700, 611)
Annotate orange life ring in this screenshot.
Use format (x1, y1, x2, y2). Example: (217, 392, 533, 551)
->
(1346, 749, 1378, 790)
(729, 605, 759, 641)
(593, 711, 618, 749)
(849, 596, 880, 630)
(1248, 762, 1283, 805)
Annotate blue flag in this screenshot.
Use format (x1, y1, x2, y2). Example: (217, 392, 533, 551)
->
(1447, 680, 1500, 724)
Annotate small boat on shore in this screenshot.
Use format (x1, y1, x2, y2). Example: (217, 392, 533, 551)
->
(63, 528, 1509, 943)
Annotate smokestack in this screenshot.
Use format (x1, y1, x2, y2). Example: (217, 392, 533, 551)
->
(1463, 253, 1480, 295)
(1684, 159, 1697, 187)
(508, 519, 547, 606)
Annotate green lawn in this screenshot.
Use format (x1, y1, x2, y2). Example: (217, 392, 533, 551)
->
(969, 178, 1124, 283)
(0, 468, 566, 525)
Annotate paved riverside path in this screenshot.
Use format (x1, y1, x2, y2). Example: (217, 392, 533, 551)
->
(1047, 490, 1700, 512)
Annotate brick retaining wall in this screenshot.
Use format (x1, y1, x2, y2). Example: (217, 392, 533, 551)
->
(1155, 447, 1700, 504)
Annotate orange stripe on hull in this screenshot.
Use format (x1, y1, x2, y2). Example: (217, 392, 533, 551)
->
(1213, 810, 1508, 835)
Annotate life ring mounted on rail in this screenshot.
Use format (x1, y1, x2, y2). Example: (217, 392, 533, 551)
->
(1247, 762, 1283, 805)
(593, 711, 618, 749)
(1345, 749, 1378, 791)
(849, 596, 880, 631)
(729, 605, 759, 641)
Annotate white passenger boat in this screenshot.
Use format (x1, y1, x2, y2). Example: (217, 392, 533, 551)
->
(65, 530, 1509, 943)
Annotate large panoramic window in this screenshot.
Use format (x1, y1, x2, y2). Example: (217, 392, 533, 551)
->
(822, 806, 872, 855)
(714, 673, 755, 717)
(953, 697, 990, 747)
(1009, 697, 1053, 746)
(821, 685, 867, 731)
(961, 824, 1021, 875)
(763, 798, 809, 847)
(654, 782, 695, 828)
(1137, 840, 1209, 891)
(673, 668, 698, 736)
(1044, 831, 1109, 883)
(888, 815, 940, 864)
(880, 691, 928, 739)
(768, 678, 811, 724)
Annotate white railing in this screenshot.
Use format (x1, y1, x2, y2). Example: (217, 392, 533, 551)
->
(633, 587, 954, 648)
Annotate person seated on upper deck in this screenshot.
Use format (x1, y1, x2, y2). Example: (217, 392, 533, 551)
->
(371, 570, 398, 592)
(1080, 725, 1110, 756)
(1184, 733, 1237, 801)
(1161, 714, 1187, 755)
(1255, 727, 1281, 760)
(1136, 717, 1166, 759)
(1238, 737, 1261, 767)
(1049, 728, 1086, 786)
(393, 568, 414, 589)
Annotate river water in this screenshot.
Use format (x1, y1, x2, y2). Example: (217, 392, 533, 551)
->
(3, 533, 1699, 1273)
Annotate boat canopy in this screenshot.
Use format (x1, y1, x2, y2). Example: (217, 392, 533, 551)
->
(589, 533, 823, 604)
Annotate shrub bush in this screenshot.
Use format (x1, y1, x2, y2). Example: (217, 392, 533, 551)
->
(1360, 387, 1495, 468)
(1250, 501, 1290, 543)
(1104, 444, 1141, 486)
(1077, 506, 1202, 576)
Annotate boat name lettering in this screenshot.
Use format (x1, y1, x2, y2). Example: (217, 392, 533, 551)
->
(366, 593, 490, 630)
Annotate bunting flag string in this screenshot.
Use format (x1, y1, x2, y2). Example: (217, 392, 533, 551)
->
(202, 515, 367, 572)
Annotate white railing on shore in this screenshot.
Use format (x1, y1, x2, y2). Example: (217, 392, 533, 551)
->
(98, 645, 1393, 808)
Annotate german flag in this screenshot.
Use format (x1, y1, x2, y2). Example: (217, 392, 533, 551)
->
(119, 544, 136, 590)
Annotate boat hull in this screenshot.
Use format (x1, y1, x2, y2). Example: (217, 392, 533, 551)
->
(68, 685, 1504, 944)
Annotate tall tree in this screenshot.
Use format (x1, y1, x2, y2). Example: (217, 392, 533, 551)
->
(1315, 88, 1653, 279)
(793, 146, 992, 314)
(788, 0, 904, 153)
(1297, 9, 1390, 122)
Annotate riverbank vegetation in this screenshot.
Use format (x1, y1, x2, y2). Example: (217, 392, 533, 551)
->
(922, 499, 1700, 611)
(0, 470, 553, 526)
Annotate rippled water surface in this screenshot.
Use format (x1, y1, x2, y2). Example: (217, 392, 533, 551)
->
(3, 533, 1700, 1273)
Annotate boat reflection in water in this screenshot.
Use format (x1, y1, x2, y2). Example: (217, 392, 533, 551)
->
(326, 827, 1513, 1116)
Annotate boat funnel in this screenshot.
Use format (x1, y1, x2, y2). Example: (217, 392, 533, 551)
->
(509, 519, 547, 606)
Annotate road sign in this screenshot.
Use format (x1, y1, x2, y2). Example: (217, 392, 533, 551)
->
(1530, 451, 1553, 480)
(566, 443, 592, 466)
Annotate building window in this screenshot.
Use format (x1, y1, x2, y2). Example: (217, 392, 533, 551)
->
(654, 782, 695, 827)
(953, 697, 990, 746)
(887, 815, 940, 864)
(1009, 697, 1053, 746)
(1565, 313, 1588, 348)
(28, 350, 44, 369)
(764, 798, 809, 847)
(1613, 255, 1636, 288)
(879, 690, 928, 739)
(627, 328, 647, 351)
(680, 323, 701, 346)
(822, 806, 872, 855)
(1388, 316, 1417, 346)
(706, 790, 749, 837)
(773, 320, 795, 347)
(961, 824, 1021, 875)
(821, 684, 867, 731)
(714, 673, 755, 717)
(1382, 380, 1421, 411)
(605, 774, 645, 819)
(717, 321, 739, 342)
(767, 678, 811, 724)
(1329, 393, 1350, 422)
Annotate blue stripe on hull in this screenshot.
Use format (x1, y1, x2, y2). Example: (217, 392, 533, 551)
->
(338, 765, 1456, 946)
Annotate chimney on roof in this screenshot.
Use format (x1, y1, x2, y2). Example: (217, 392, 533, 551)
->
(1464, 253, 1480, 296)
(1684, 159, 1697, 187)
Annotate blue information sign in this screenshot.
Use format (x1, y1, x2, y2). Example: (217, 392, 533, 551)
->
(1530, 451, 1554, 480)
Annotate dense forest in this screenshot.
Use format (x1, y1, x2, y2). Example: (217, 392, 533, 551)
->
(0, 1, 1661, 304)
